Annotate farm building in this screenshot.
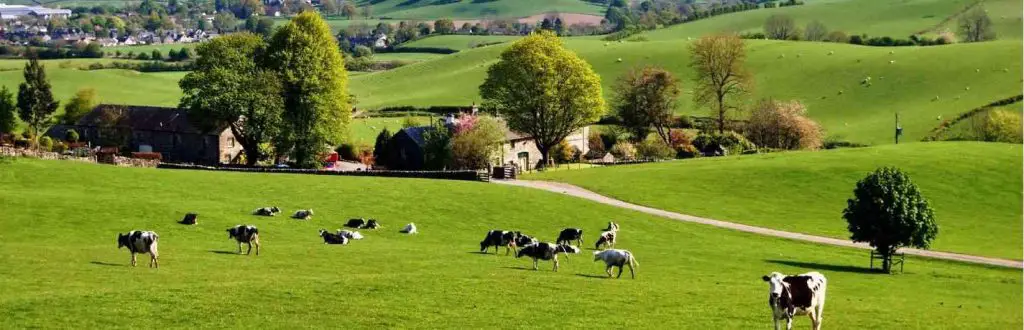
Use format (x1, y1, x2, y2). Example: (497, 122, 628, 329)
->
(46, 104, 243, 165)
(0, 4, 71, 20)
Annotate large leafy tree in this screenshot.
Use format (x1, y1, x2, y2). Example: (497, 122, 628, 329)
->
(267, 12, 351, 168)
(60, 88, 98, 125)
(843, 167, 938, 273)
(764, 14, 797, 40)
(479, 31, 605, 168)
(0, 86, 15, 135)
(179, 33, 283, 166)
(689, 34, 751, 134)
(613, 66, 680, 144)
(958, 6, 995, 42)
(372, 128, 391, 168)
(17, 55, 59, 141)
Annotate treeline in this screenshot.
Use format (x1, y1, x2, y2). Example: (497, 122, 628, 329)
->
(601, 0, 805, 40)
(0, 44, 104, 59)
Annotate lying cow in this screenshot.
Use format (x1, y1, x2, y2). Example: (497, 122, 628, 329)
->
(364, 219, 381, 229)
(254, 207, 281, 217)
(179, 213, 198, 225)
(293, 209, 314, 220)
(336, 229, 364, 240)
(400, 223, 417, 234)
(479, 230, 520, 255)
(593, 249, 637, 279)
(345, 218, 366, 228)
(117, 230, 159, 268)
(227, 225, 260, 255)
(556, 228, 583, 246)
(595, 230, 616, 250)
(319, 229, 348, 245)
(762, 271, 827, 330)
(516, 242, 579, 271)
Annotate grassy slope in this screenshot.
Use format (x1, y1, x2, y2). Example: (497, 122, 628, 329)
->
(348, 116, 430, 145)
(0, 60, 185, 109)
(351, 39, 1022, 144)
(0, 158, 1019, 328)
(104, 43, 198, 54)
(354, 0, 603, 19)
(527, 142, 1023, 260)
(644, 0, 980, 40)
(931, 0, 1023, 40)
(398, 35, 520, 51)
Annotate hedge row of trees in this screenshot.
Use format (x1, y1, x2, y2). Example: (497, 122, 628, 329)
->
(758, 6, 995, 45)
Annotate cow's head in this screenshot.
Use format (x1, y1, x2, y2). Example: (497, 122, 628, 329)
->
(117, 233, 128, 249)
(762, 272, 792, 311)
(479, 239, 489, 252)
(318, 229, 329, 237)
(515, 245, 531, 258)
(307, 209, 314, 215)
(271, 207, 280, 213)
(226, 227, 237, 239)
(592, 250, 603, 262)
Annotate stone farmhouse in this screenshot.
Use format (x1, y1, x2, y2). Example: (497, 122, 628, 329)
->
(46, 104, 242, 165)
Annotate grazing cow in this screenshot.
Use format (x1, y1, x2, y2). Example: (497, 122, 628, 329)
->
(595, 231, 616, 250)
(364, 219, 381, 229)
(226, 225, 260, 255)
(254, 207, 281, 217)
(515, 234, 538, 248)
(479, 230, 520, 255)
(556, 228, 584, 246)
(336, 230, 364, 240)
(179, 213, 198, 225)
(293, 209, 314, 220)
(603, 221, 620, 232)
(400, 223, 417, 234)
(593, 249, 638, 279)
(319, 229, 348, 245)
(762, 272, 828, 330)
(117, 231, 159, 268)
(345, 218, 366, 228)
(516, 242, 578, 271)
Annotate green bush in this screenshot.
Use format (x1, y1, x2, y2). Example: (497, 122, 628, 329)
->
(336, 143, 360, 161)
(636, 138, 674, 160)
(65, 129, 80, 142)
(609, 141, 636, 160)
(39, 136, 53, 151)
(692, 131, 755, 156)
(675, 144, 700, 159)
(975, 109, 1022, 143)
(550, 139, 576, 164)
(52, 141, 68, 153)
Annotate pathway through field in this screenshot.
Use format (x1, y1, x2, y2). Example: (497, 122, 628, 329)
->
(493, 180, 1023, 269)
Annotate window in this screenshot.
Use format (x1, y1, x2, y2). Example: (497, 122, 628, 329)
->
(228, 137, 235, 147)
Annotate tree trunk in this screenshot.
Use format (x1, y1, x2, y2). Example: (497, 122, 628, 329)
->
(716, 95, 726, 134)
(244, 146, 260, 166)
(879, 246, 893, 273)
(538, 144, 550, 171)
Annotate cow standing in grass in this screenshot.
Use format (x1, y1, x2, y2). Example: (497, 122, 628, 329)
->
(762, 272, 827, 330)
(595, 230, 616, 250)
(480, 230, 520, 255)
(516, 242, 579, 271)
(593, 249, 637, 279)
(227, 225, 260, 255)
(117, 231, 159, 268)
(556, 228, 583, 246)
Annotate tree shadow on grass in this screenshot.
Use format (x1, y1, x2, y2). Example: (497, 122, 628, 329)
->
(89, 261, 122, 267)
(764, 259, 883, 275)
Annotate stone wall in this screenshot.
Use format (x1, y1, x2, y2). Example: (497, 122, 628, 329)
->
(0, 146, 159, 168)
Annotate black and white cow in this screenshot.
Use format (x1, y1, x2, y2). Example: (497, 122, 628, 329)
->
(364, 219, 380, 229)
(293, 209, 314, 220)
(479, 230, 520, 255)
(595, 230, 616, 250)
(345, 218, 366, 228)
(336, 229, 364, 240)
(515, 233, 538, 247)
(516, 242, 579, 271)
(400, 223, 417, 234)
(603, 221, 620, 232)
(254, 207, 281, 217)
(593, 249, 637, 279)
(762, 272, 827, 330)
(117, 230, 159, 268)
(319, 229, 349, 245)
(179, 213, 198, 225)
(556, 228, 584, 246)
(227, 225, 260, 255)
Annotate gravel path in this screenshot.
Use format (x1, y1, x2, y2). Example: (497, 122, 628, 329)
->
(493, 180, 1023, 269)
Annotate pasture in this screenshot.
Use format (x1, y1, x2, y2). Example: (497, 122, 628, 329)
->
(397, 35, 520, 51)
(351, 0, 604, 19)
(103, 43, 198, 55)
(527, 142, 1023, 260)
(0, 158, 1020, 328)
(348, 116, 432, 145)
(0, 59, 185, 110)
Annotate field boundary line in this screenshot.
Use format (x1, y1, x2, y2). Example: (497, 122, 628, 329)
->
(493, 179, 1023, 269)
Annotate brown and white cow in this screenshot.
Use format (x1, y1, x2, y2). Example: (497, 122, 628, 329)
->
(117, 230, 159, 268)
(762, 271, 827, 330)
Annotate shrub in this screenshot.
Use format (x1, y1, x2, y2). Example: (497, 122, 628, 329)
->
(336, 143, 360, 161)
(65, 129, 80, 142)
(636, 138, 674, 160)
(692, 131, 755, 156)
(668, 129, 693, 148)
(52, 141, 67, 153)
(843, 167, 937, 273)
(822, 135, 868, 149)
(745, 99, 823, 150)
(825, 31, 848, 43)
(549, 139, 576, 164)
(673, 115, 694, 128)
(675, 144, 700, 159)
(38, 136, 53, 151)
(609, 141, 636, 160)
(402, 116, 422, 128)
(973, 109, 1023, 143)
(587, 131, 605, 157)
(450, 115, 504, 170)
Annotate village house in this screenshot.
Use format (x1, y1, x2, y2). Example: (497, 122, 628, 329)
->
(45, 104, 243, 165)
(0, 4, 71, 20)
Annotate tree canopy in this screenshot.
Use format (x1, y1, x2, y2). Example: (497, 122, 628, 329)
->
(613, 66, 680, 144)
(689, 34, 751, 134)
(61, 88, 98, 125)
(16, 55, 59, 140)
(0, 86, 15, 135)
(480, 31, 605, 167)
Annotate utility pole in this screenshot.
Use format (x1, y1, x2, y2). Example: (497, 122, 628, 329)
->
(894, 112, 902, 144)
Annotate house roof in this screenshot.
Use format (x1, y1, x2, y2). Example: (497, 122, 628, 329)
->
(399, 126, 435, 147)
(75, 104, 214, 135)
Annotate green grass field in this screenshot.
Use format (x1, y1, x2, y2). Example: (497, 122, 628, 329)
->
(527, 142, 1023, 260)
(353, 0, 604, 19)
(398, 35, 520, 51)
(351, 39, 1023, 145)
(371, 52, 447, 62)
(0, 60, 185, 111)
(0, 158, 1019, 328)
(348, 116, 431, 145)
(104, 43, 198, 55)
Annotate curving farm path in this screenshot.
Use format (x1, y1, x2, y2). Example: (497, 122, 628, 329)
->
(493, 179, 1023, 269)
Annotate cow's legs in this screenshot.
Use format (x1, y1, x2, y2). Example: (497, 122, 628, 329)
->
(532, 259, 539, 270)
(785, 317, 793, 330)
(627, 263, 635, 279)
(253, 240, 260, 256)
(773, 318, 780, 330)
(605, 265, 613, 277)
(616, 265, 623, 278)
(130, 252, 137, 267)
(237, 242, 243, 254)
(245, 242, 252, 255)
(553, 256, 559, 272)
(149, 253, 158, 268)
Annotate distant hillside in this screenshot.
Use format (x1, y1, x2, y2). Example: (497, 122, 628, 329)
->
(354, 0, 605, 20)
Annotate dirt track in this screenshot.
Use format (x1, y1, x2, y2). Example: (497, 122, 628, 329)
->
(493, 180, 1023, 269)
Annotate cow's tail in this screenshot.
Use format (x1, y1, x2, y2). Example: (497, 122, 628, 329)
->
(628, 252, 638, 268)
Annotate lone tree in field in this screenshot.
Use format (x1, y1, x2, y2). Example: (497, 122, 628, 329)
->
(180, 33, 283, 166)
(804, 20, 828, 41)
(613, 66, 680, 144)
(958, 6, 995, 42)
(843, 167, 938, 273)
(689, 34, 751, 134)
(267, 12, 351, 168)
(764, 14, 797, 40)
(0, 86, 15, 135)
(16, 55, 59, 141)
(480, 31, 605, 168)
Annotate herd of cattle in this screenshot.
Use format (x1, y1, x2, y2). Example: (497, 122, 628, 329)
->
(115, 209, 828, 329)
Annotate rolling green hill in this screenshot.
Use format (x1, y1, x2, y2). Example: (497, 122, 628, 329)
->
(351, 39, 1023, 145)
(0, 60, 185, 110)
(398, 35, 520, 51)
(527, 142, 1023, 260)
(354, 0, 604, 19)
(0, 158, 1019, 328)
